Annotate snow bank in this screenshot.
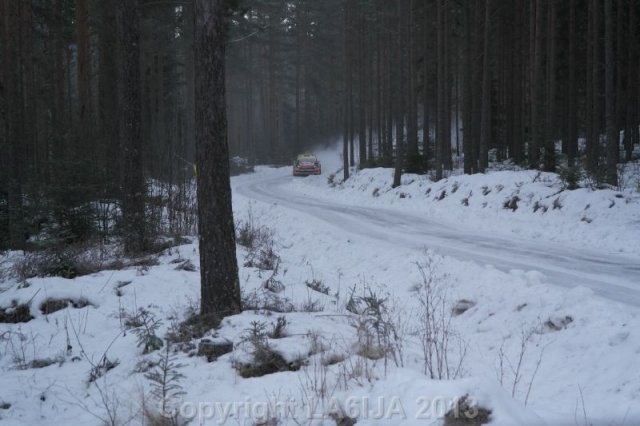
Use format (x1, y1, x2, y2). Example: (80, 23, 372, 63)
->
(285, 165, 640, 256)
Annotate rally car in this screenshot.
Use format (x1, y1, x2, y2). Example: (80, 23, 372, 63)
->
(293, 154, 321, 176)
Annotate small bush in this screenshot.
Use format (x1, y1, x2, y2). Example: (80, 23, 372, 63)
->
(268, 316, 288, 339)
(503, 196, 520, 211)
(443, 395, 491, 426)
(247, 246, 280, 271)
(543, 315, 573, 332)
(242, 290, 296, 313)
(306, 279, 330, 295)
(552, 197, 563, 210)
(0, 301, 33, 323)
(415, 256, 467, 380)
(299, 297, 324, 313)
(27, 357, 62, 369)
(145, 344, 185, 423)
(130, 309, 164, 354)
(236, 208, 273, 251)
(353, 290, 404, 367)
(559, 164, 582, 190)
(262, 260, 285, 293)
(197, 339, 233, 362)
(40, 298, 91, 315)
(166, 304, 211, 352)
(88, 355, 120, 383)
(532, 201, 547, 213)
(234, 321, 304, 378)
(452, 299, 476, 316)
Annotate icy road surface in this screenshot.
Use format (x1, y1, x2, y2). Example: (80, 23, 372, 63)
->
(235, 168, 640, 307)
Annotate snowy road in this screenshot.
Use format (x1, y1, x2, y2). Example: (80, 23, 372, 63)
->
(235, 169, 640, 307)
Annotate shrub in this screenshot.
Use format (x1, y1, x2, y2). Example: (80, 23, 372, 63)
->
(234, 321, 304, 378)
(166, 303, 211, 352)
(88, 355, 120, 383)
(262, 259, 284, 293)
(144, 344, 185, 424)
(236, 208, 273, 251)
(443, 395, 491, 426)
(242, 290, 296, 313)
(503, 196, 520, 211)
(559, 164, 582, 190)
(0, 301, 33, 323)
(130, 309, 164, 354)
(415, 256, 467, 380)
(306, 279, 330, 295)
(40, 298, 92, 315)
(268, 316, 288, 339)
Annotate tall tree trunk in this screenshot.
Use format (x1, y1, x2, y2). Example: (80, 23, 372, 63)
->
(295, 12, 301, 155)
(3, 0, 25, 249)
(358, 14, 367, 166)
(118, 0, 145, 253)
(195, 0, 241, 323)
(462, 2, 475, 174)
(76, 0, 93, 160)
(99, 0, 119, 190)
(567, 0, 578, 166)
(342, 0, 350, 180)
(530, 0, 545, 169)
(626, 0, 638, 161)
(393, 0, 405, 188)
(436, 0, 445, 179)
(479, 0, 491, 172)
(544, 0, 556, 172)
(406, 0, 419, 173)
(605, 0, 618, 185)
(588, 0, 602, 175)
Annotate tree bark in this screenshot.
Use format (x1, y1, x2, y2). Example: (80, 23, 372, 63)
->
(567, 0, 578, 166)
(76, 0, 93, 160)
(194, 0, 241, 323)
(99, 0, 119, 188)
(118, 0, 145, 253)
(544, 0, 556, 172)
(342, 0, 350, 180)
(479, 0, 491, 172)
(530, 0, 545, 169)
(605, 0, 618, 185)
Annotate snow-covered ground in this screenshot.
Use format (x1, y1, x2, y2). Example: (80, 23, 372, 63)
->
(289, 147, 640, 257)
(1, 153, 639, 426)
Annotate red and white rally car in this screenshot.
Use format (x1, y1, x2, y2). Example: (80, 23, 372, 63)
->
(293, 153, 321, 176)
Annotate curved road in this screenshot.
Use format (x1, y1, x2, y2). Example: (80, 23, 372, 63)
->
(236, 171, 640, 307)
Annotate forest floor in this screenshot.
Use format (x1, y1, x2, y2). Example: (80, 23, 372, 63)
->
(1, 149, 639, 425)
